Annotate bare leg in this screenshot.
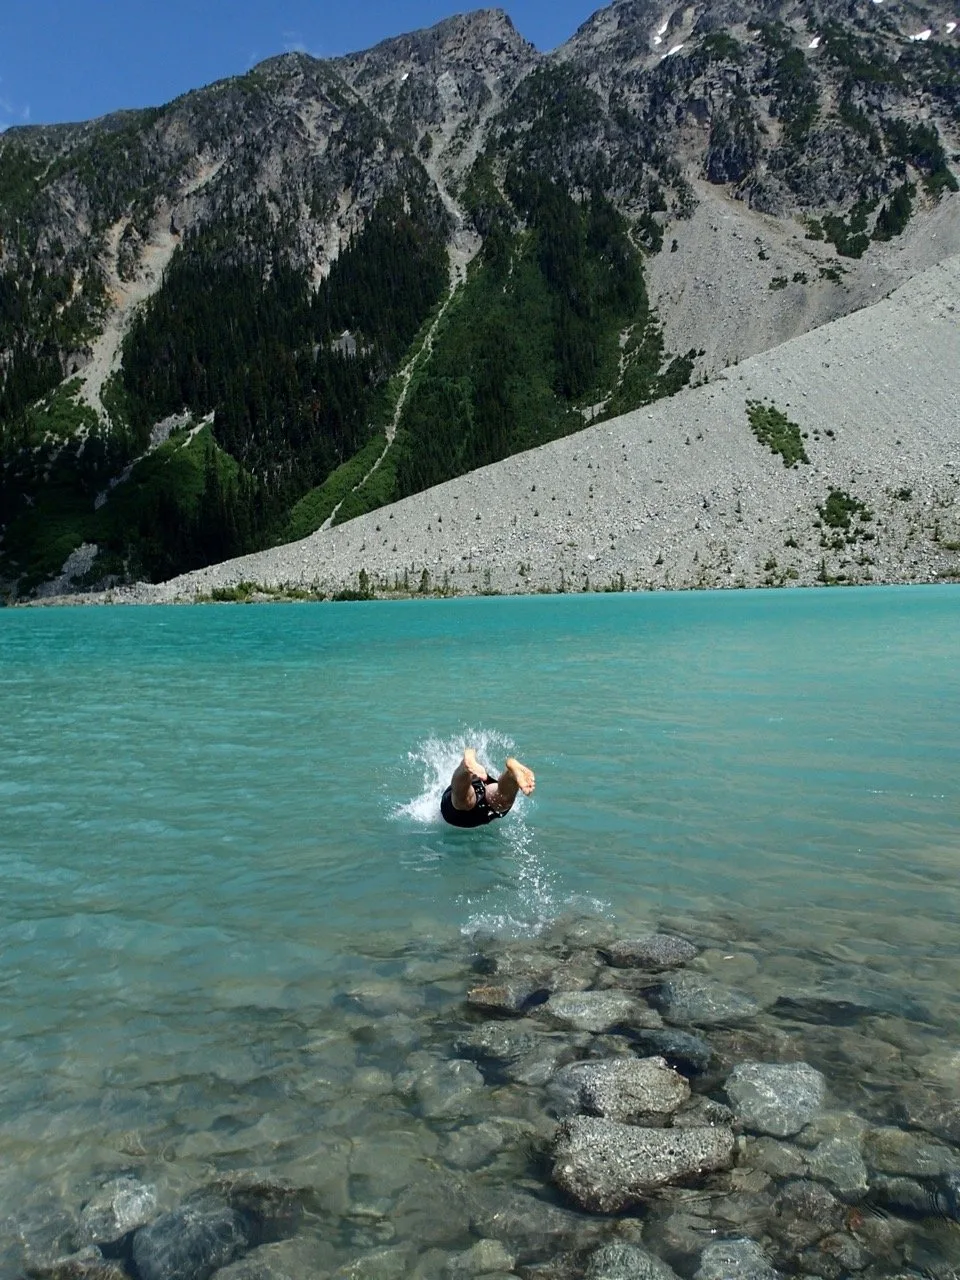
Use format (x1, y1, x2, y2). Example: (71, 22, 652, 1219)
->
(449, 748, 486, 812)
(487, 757, 535, 815)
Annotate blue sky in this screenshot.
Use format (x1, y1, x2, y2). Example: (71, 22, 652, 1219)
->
(0, 1, 604, 131)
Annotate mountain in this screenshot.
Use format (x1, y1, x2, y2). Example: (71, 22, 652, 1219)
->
(62, 252, 960, 602)
(1, 0, 957, 599)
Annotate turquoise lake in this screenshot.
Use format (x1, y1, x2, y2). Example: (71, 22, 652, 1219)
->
(2, 586, 960, 1276)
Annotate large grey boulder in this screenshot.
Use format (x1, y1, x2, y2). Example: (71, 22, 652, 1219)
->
(725, 1062, 826, 1137)
(132, 1203, 251, 1280)
(538, 990, 662, 1033)
(547, 1056, 690, 1123)
(552, 1116, 735, 1213)
(695, 1239, 778, 1280)
(585, 1243, 681, 1280)
(600, 935, 699, 970)
(651, 976, 759, 1026)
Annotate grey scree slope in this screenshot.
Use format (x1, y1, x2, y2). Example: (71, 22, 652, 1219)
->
(132, 255, 960, 602)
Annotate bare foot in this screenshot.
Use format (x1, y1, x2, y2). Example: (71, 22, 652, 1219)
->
(463, 748, 485, 778)
(505, 758, 535, 795)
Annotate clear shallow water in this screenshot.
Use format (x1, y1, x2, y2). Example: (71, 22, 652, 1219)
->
(2, 587, 960, 1273)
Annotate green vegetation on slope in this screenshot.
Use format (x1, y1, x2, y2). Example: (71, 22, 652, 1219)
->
(0, 416, 254, 591)
(387, 179, 657, 501)
(747, 400, 809, 468)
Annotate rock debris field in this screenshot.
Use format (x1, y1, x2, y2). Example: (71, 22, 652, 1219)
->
(86, 252, 960, 607)
(99, 256, 960, 609)
(7, 908, 960, 1280)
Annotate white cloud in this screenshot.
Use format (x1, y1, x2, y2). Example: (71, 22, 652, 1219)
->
(0, 78, 29, 129)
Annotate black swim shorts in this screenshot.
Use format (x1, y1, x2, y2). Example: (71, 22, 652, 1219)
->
(440, 775, 502, 828)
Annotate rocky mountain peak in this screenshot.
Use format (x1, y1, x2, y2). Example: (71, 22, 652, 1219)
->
(335, 7, 533, 75)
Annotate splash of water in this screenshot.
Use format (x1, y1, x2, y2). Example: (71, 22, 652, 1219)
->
(393, 732, 611, 937)
(392, 728, 516, 824)
(459, 816, 560, 937)
(393, 730, 564, 935)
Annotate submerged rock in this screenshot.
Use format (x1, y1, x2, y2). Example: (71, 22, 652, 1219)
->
(651, 976, 759, 1027)
(643, 1209, 719, 1270)
(538, 990, 662, 1033)
(796, 1230, 871, 1280)
(78, 1177, 158, 1247)
(466, 980, 549, 1016)
(547, 1056, 690, 1123)
(213, 1236, 340, 1280)
(772, 986, 929, 1026)
(132, 1202, 251, 1280)
(453, 1020, 544, 1064)
(333, 1245, 413, 1279)
(25, 1248, 129, 1280)
(725, 1062, 826, 1137)
(870, 1175, 941, 1217)
(895, 1086, 960, 1145)
(694, 1238, 778, 1280)
(671, 1096, 734, 1129)
(444, 1237, 515, 1276)
(627, 1028, 714, 1075)
(552, 1116, 735, 1213)
(442, 1119, 536, 1170)
(600, 936, 699, 971)
(742, 1136, 808, 1179)
(585, 1242, 681, 1280)
(452, 1019, 579, 1085)
(397, 1057, 485, 1120)
(863, 1125, 960, 1177)
(806, 1135, 869, 1198)
(2, 1189, 81, 1275)
(469, 1188, 602, 1259)
(768, 1180, 843, 1250)
(204, 1176, 305, 1244)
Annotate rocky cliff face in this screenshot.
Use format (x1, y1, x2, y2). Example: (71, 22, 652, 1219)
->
(0, 0, 957, 597)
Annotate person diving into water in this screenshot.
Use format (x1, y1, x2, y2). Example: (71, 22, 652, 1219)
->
(440, 748, 535, 828)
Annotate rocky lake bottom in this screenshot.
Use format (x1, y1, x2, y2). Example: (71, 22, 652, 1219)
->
(4, 906, 960, 1280)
